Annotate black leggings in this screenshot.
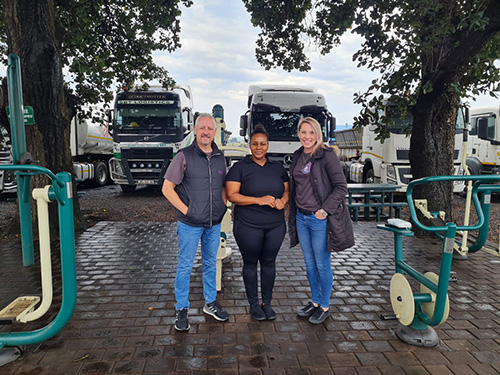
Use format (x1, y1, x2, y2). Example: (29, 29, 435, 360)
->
(233, 220, 286, 305)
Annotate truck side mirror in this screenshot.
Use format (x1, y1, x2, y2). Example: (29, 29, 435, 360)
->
(477, 118, 489, 140)
(330, 116, 336, 138)
(105, 109, 114, 131)
(239, 115, 247, 137)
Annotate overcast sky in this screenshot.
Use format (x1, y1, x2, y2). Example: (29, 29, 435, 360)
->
(153, 1, 500, 136)
(152, 1, 378, 135)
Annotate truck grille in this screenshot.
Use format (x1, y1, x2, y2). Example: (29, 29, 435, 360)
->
(120, 147, 173, 185)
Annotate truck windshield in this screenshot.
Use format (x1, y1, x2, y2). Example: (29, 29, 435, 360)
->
(251, 112, 328, 142)
(382, 106, 465, 133)
(115, 106, 182, 135)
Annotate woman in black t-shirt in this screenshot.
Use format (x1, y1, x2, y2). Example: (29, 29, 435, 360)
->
(226, 125, 289, 321)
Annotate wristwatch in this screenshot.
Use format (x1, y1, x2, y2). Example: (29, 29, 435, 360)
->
(319, 209, 328, 217)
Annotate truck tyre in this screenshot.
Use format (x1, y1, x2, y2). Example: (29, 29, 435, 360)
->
(365, 168, 375, 184)
(342, 163, 352, 182)
(466, 157, 482, 176)
(93, 162, 109, 187)
(120, 184, 136, 193)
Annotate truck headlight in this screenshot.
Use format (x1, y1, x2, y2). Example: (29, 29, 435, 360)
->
(386, 165, 396, 180)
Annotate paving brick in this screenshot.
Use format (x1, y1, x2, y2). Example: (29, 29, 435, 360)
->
(394, 365, 431, 374)
(2, 221, 500, 374)
(175, 356, 207, 371)
(309, 369, 333, 375)
(326, 352, 360, 367)
(412, 349, 450, 365)
(383, 352, 420, 366)
(297, 353, 330, 368)
(361, 340, 394, 352)
(375, 365, 406, 375)
(268, 354, 301, 368)
(143, 357, 176, 373)
(446, 364, 479, 375)
(442, 339, 478, 351)
(467, 364, 500, 375)
(335, 341, 366, 353)
(356, 352, 390, 366)
(305, 341, 337, 354)
(238, 355, 269, 368)
(80, 361, 114, 374)
(470, 350, 500, 364)
(330, 367, 357, 375)
(424, 364, 454, 375)
(207, 355, 239, 369)
(442, 351, 480, 365)
(112, 359, 146, 373)
(355, 367, 382, 375)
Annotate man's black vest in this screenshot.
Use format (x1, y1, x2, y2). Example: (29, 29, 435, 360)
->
(175, 140, 226, 227)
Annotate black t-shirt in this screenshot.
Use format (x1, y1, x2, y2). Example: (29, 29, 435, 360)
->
(226, 156, 289, 229)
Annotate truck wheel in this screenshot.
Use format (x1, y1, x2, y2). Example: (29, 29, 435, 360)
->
(365, 168, 375, 184)
(342, 163, 352, 182)
(120, 184, 136, 193)
(94, 162, 109, 187)
(466, 158, 481, 176)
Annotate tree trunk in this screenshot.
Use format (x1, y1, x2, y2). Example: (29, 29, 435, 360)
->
(3, 0, 86, 239)
(409, 91, 459, 230)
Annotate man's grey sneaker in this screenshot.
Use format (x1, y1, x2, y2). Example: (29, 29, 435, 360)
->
(261, 304, 276, 320)
(203, 300, 229, 322)
(250, 304, 266, 321)
(297, 301, 318, 317)
(308, 307, 330, 324)
(175, 308, 190, 331)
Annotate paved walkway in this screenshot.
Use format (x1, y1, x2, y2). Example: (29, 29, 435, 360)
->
(1, 221, 500, 374)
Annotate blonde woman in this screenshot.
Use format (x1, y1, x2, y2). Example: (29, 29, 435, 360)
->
(288, 117, 354, 324)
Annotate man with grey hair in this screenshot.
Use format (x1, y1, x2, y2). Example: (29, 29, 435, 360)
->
(162, 113, 229, 331)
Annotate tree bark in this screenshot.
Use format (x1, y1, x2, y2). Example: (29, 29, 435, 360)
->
(3, 0, 86, 238)
(409, 91, 459, 228)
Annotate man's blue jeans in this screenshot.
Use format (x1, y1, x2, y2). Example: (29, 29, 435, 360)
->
(175, 221, 221, 310)
(296, 210, 333, 309)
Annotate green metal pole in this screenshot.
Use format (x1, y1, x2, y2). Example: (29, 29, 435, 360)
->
(417, 225, 456, 326)
(7, 54, 34, 266)
(467, 191, 491, 253)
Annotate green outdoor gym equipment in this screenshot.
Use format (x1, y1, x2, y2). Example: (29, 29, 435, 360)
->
(379, 174, 500, 347)
(0, 54, 77, 366)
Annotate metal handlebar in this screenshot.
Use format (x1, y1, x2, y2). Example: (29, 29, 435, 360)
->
(0, 164, 64, 187)
(406, 175, 500, 232)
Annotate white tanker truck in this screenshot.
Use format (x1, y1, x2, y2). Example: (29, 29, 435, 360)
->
(70, 114, 113, 186)
(0, 114, 113, 193)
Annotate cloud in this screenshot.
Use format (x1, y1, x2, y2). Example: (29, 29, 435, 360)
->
(154, 2, 377, 132)
(153, 2, 498, 134)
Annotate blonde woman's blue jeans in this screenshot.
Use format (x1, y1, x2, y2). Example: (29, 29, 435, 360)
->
(296, 210, 333, 309)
